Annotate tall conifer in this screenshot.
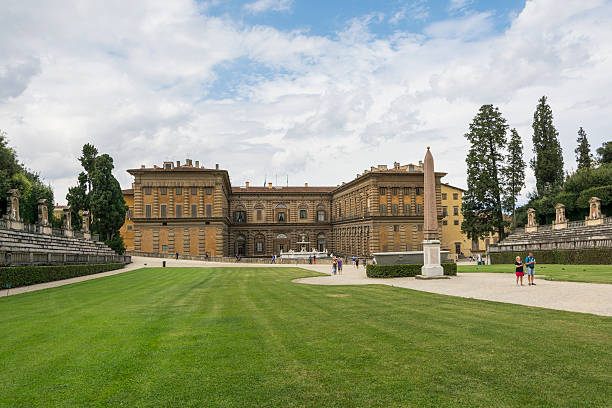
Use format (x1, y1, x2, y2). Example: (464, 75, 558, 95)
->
(501, 128, 525, 228)
(462, 105, 508, 241)
(574, 127, 592, 170)
(531, 96, 564, 196)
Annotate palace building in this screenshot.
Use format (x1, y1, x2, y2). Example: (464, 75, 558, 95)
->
(121, 159, 448, 258)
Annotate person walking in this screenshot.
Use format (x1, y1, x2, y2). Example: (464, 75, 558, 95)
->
(332, 258, 337, 275)
(355, 258, 359, 268)
(337, 258, 343, 275)
(515, 256, 524, 286)
(525, 252, 536, 286)
(175, 252, 179, 260)
(271, 254, 276, 264)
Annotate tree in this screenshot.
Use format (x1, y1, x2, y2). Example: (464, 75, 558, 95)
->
(0, 130, 21, 217)
(501, 128, 525, 228)
(66, 172, 89, 231)
(596, 141, 612, 165)
(531, 96, 564, 196)
(78, 143, 98, 194)
(575, 127, 592, 170)
(89, 154, 127, 253)
(461, 104, 508, 241)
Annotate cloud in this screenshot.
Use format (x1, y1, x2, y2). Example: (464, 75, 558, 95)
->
(389, 1, 429, 25)
(448, 0, 473, 13)
(0, 0, 611, 206)
(243, 0, 292, 14)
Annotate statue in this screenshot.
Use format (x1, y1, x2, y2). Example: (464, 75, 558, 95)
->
(525, 208, 538, 233)
(37, 199, 49, 226)
(6, 189, 20, 221)
(81, 210, 90, 233)
(586, 197, 605, 226)
(552, 203, 567, 230)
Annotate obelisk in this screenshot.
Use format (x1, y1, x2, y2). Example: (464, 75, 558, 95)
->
(420, 146, 444, 277)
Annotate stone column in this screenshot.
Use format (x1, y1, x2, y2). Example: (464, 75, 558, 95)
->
(63, 207, 74, 237)
(4, 189, 24, 230)
(525, 208, 538, 233)
(418, 147, 446, 279)
(552, 203, 567, 230)
(37, 199, 52, 235)
(81, 210, 91, 240)
(586, 197, 605, 226)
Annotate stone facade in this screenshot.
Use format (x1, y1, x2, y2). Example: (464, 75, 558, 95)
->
(122, 159, 446, 257)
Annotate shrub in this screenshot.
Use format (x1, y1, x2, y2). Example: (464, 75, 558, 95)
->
(489, 249, 612, 265)
(0, 263, 125, 288)
(367, 263, 457, 278)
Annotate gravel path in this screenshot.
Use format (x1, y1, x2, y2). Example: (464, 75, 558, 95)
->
(3, 257, 611, 317)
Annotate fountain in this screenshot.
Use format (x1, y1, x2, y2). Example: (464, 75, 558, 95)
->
(280, 234, 330, 260)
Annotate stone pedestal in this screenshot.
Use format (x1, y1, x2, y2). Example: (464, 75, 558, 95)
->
(6, 219, 24, 231)
(83, 232, 91, 240)
(552, 222, 567, 230)
(525, 225, 538, 233)
(420, 240, 444, 277)
(63, 229, 74, 238)
(40, 226, 52, 235)
(586, 218, 604, 227)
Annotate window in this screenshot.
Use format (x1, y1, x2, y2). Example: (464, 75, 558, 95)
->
(205, 187, 212, 195)
(164, 163, 172, 170)
(442, 193, 447, 200)
(235, 235, 246, 256)
(455, 243, 461, 254)
(472, 239, 479, 250)
(145, 204, 152, 218)
(380, 204, 387, 214)
(256, 241, 264, 252)
(393, 225, 399, 232)
(191, 187, 197, 195)
(338, 206, 342, 217)
(317, 210, 326, 222)
(176, 204, 182, 218)
(300, 209, 307, 219)
(442, 220, 448, 225)
(205, 204, 212, 217)
(453, 206, 459, 216)
(162, 244, 168, 251)
(392, 187, 398, 196)
(405, 204, 410, 214)
(454, 219, 459, 225)
(160, 187, 167, 195)
(442, 206, 448, 216)
(379, 187, 387, 195)
(145, 187, 152, 195)
(160, 204, 167, 218)
(191, 204, 197, 217)
(392, 204, 398, 215)
(257, 209, 262, 221)
(417, 224, 423, 231)
(409, 165, 414, 172)
(415, 187, 422, 195)
(453, 193, 459, 200)
(404, 187, 410, 195)
(317, 233, 326, 252)
(176, 187, 182, 195)
(127, 207, 133, 220)
(234, 206, 246, 223)
(127, 225, 133, 231)
(278, 212, 286, 222)
(417, 204, 422, 213)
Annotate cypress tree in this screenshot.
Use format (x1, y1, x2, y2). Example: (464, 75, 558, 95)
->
(531, 96, 564, 196)
(461, 105, 508, 241)
(501, 128, 525, 228)
(575, 127, 592, 170)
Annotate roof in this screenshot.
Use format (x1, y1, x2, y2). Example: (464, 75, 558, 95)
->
(441, 183, 466, 192)
(122, 189, 134, 195)
(232, 186, 336, 194)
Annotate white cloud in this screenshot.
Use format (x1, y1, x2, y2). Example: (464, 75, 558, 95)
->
(448, 0, 473, 13)
(0, 0, 611, 207)
(243, 0, 292, 14)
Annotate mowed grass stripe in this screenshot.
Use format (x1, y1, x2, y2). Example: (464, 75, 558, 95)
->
(0, 267, 610, 407)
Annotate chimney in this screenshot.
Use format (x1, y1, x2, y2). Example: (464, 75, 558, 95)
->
(394, 162, 400, 169)
(141, 164, 145, 168)
(153, 165, 158, 169)
(215, 163, 219, 170)
(176, 160, 181, 167)
(268, 182, 272, 188)
(245, 181, 250, 188)
(305, 182, 308, 187)
(195, 161, 199, 168)
(185, 159, 192, 167)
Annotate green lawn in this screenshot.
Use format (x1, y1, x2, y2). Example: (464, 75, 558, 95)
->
(458, 264, 612, 284)
(1, 267, 611, 407)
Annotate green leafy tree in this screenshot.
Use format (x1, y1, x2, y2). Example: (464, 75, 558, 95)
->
(531, 96, 564, 196)
(575, 127, 592, 170)
(79, 143, 98, 193)
(0, 130, 21, 217)
(596, 141, 612, 165)
(461, 105, 508, 241)
(89, 154, 127, 254)
(66, 172, 89, 231)
(501, 128, 525, 228)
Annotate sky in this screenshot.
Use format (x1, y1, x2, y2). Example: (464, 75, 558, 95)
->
(1, 0, 611, 204)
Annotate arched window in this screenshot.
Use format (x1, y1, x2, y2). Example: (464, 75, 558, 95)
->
(276, 204, 287, 223)
(276, 233, 288, 239)
(254, 234, 265, 253)
(317, 233, 326, 252)
(317, 205, 326, 222)
(235, 235, 246, 255)
(254, 204, 264, 221)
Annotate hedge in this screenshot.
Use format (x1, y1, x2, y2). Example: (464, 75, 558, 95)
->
(489, 248, 612, 265)
(0, 263, 126, 288)
(366, 263, 457, 278)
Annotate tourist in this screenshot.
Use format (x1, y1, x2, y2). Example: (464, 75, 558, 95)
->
(205, 252, 209, 262)
(309, 255, 312, 264)
(332, 258, 337, 275)
(372, 257, 377, 265)
(175, 252, 179, 260)
(338, 258, 343, 274)
(515, 256, 524, 286)
(525, 252, 536, 286)
(271, 254, 276, 264)
(313, 255, 316, 264)
(355, 258, 359, 268)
